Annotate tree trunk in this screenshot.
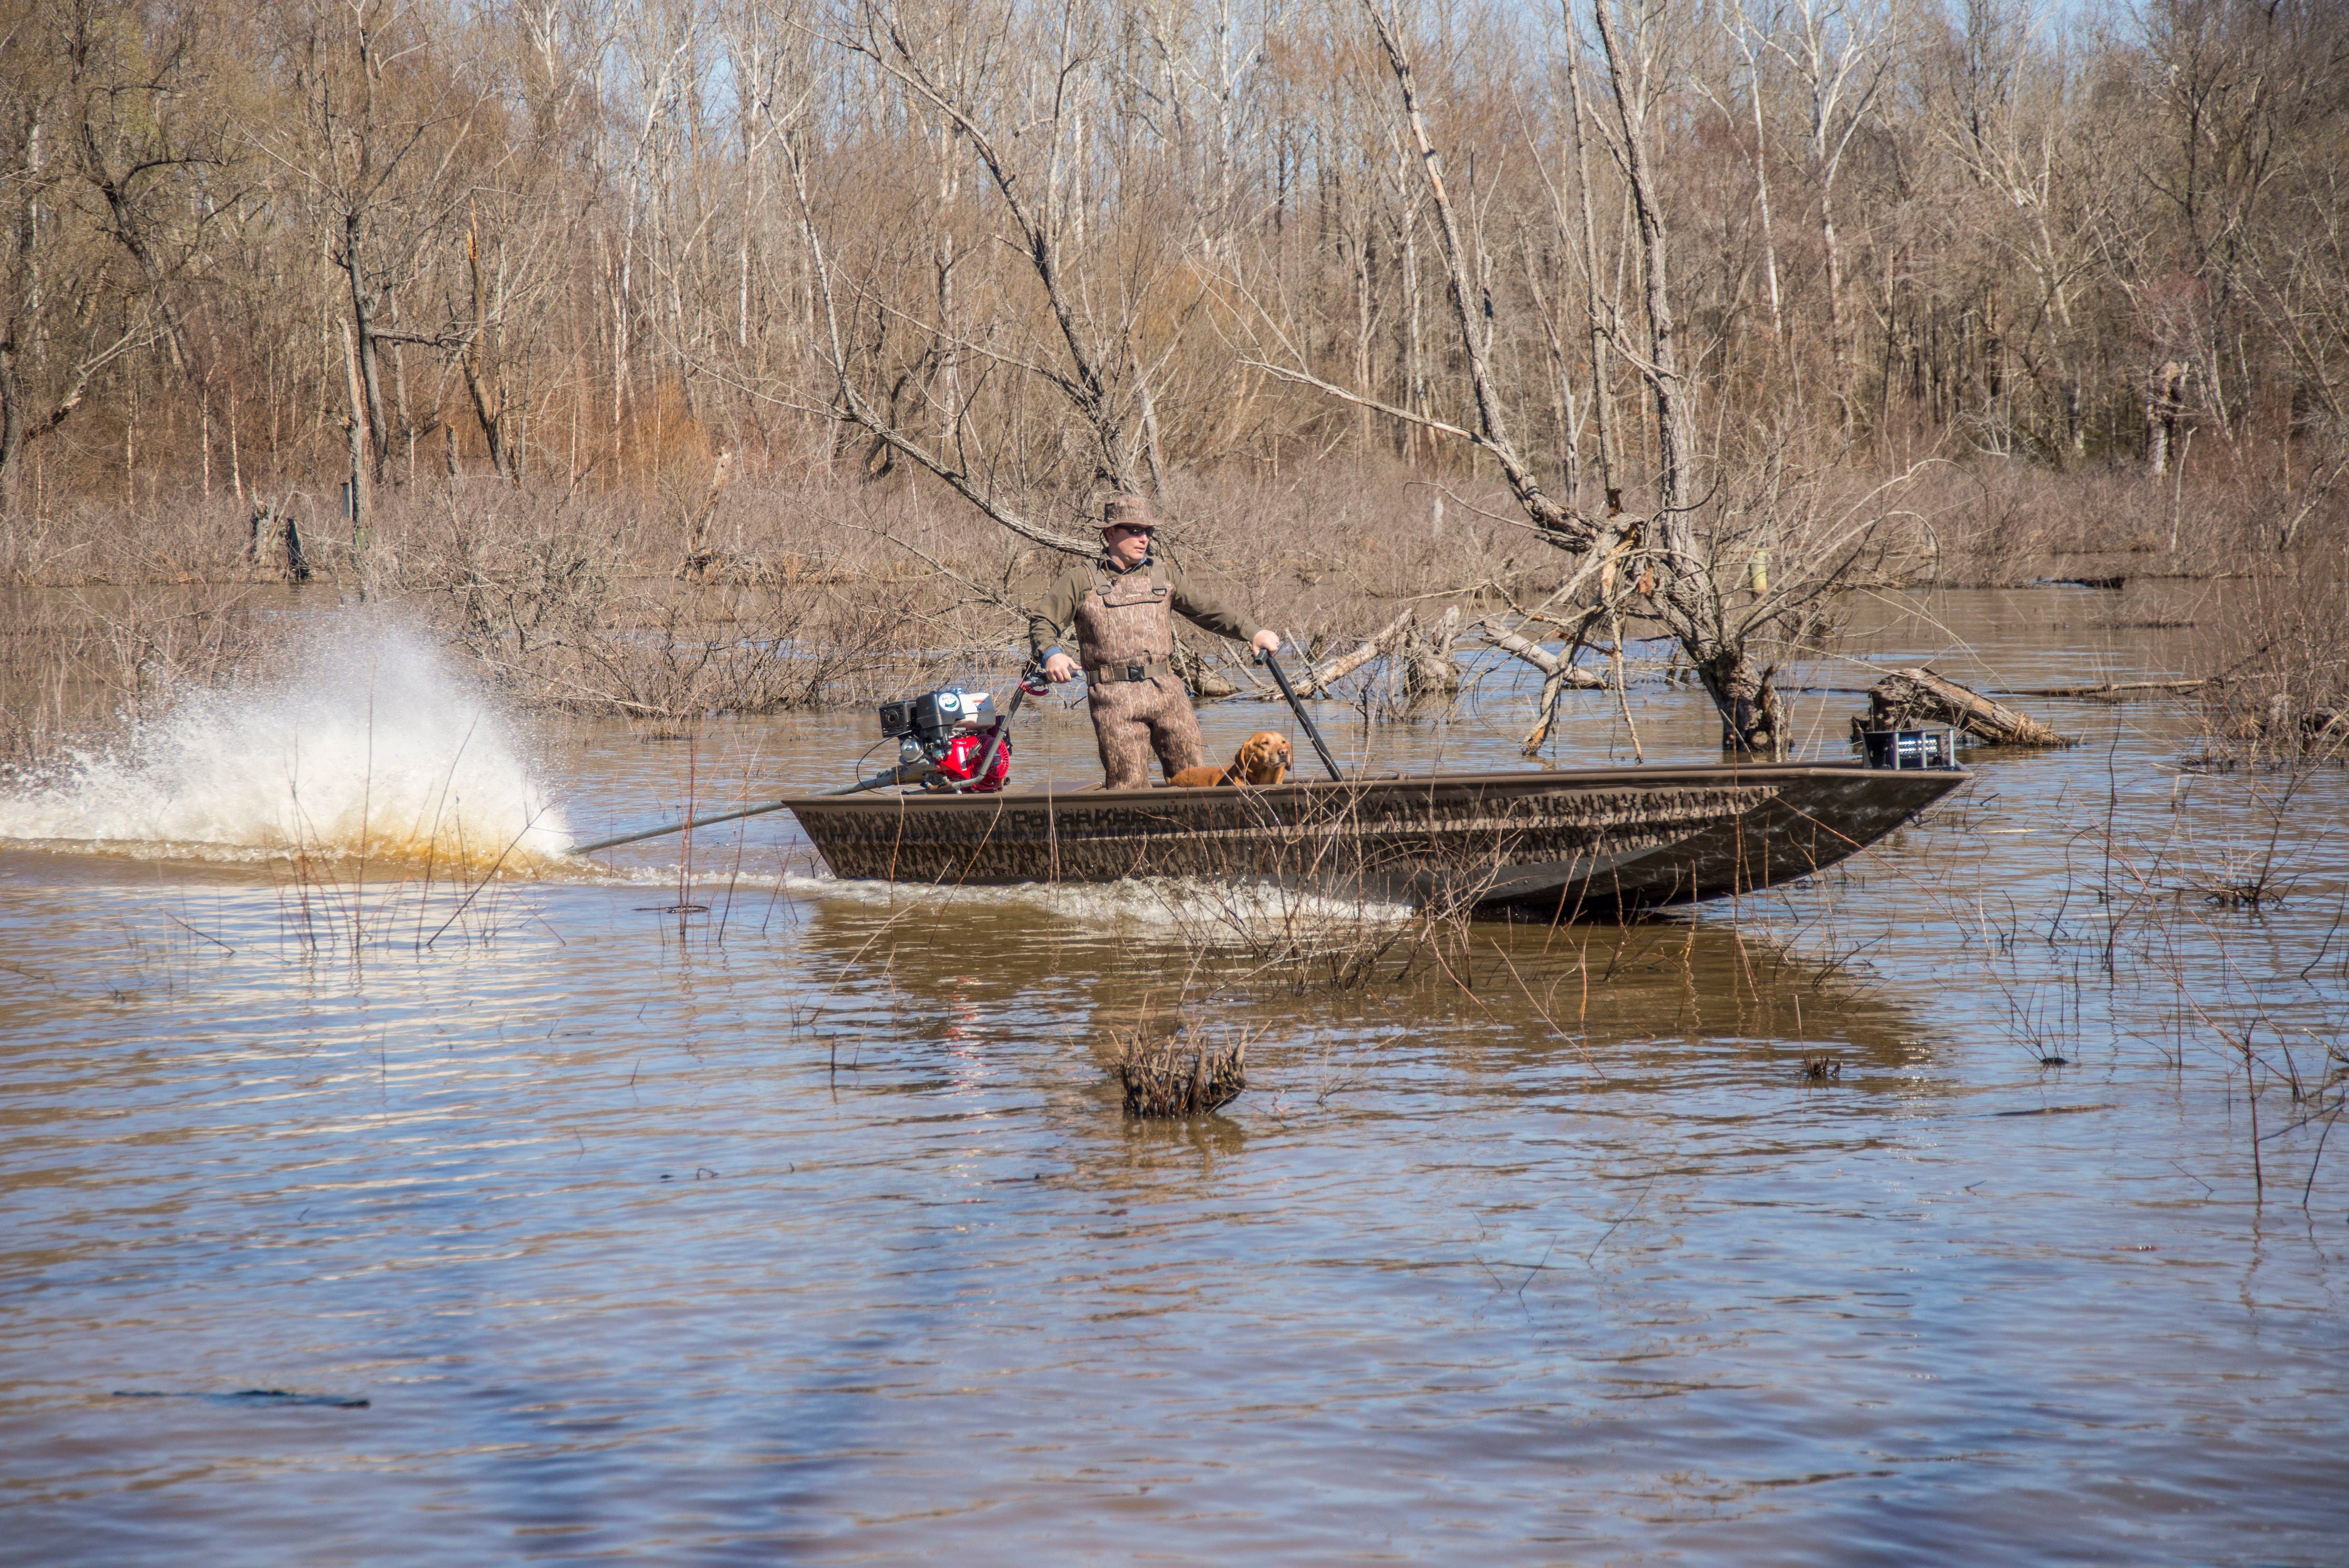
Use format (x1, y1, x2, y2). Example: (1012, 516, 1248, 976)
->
(1399, 186, 1426, 464)
(1698, 649, 1784, 757)
(1400, 606, 1462, 706)
(1591, 0, 1769, 755)
(0, 334, 22, 516)
(1475, 618, 1606, 689)
(343, 213, 389, 484)
(340, 318, 371, 531)
(1295, 607, 1413, 696)
(2146, 360, 2187, 478)
(1821, 184, 1848, 402)
(1479, 612, 1605, 754)
(1591, 0, 1694, 533)
(1866, 667, 2070, 747)
(461, 217, 513, 483)
(1170, 634, 1238, 699)
(247, 497, 309, 583)
(1563, 36, 1621, 507)
(1750, 64, 1783, 343)
(1361, 5, 1582, 541)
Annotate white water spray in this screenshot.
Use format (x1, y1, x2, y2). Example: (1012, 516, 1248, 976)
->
(0, 624, 568, 869)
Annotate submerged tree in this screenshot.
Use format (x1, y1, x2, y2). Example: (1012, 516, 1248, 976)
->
(1250, 0, 1916, 756)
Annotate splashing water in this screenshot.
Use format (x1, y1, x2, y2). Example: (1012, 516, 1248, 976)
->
(0, 624, 568, 870)
(780, 867, 1417, 937)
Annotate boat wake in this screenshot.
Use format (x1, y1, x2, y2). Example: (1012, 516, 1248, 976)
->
(0, 624, 568, 871)
(753, 866, 1418, 938)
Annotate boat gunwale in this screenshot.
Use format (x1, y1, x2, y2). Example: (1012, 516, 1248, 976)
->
(774, 759, 1963, 816)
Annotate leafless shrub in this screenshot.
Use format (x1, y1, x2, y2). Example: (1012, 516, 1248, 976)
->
(1900, 461, 2348, 588)
(0, 578, 270, 774)
(2186, 576, 2349, 772)
(1111, 1022, 1252, 1118)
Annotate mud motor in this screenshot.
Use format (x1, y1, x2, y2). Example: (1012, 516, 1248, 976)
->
(877, 686, 1017, 792)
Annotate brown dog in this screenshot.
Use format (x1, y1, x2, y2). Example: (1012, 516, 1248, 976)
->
(1170, 730, 1292, 788)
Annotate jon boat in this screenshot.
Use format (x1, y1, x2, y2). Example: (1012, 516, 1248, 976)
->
(777, 757, 1967, 916)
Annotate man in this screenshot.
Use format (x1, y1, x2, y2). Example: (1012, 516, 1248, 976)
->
(1028, 495, 1281, 790)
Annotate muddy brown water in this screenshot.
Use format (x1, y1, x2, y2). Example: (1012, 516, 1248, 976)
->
(2, 588, 2343, 1564)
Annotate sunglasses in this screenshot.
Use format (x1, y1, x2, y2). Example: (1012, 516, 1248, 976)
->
(1108, 524, 1156, 537)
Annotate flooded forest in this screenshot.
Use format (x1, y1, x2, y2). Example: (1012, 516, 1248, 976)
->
(2, 0, 2345, 1561)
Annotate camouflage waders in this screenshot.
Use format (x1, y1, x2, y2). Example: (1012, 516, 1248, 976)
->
(1074, 561, 1207, 790)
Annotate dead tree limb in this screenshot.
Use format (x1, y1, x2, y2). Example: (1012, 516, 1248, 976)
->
(1866, 666, 2073, 747)
(246, 495, 308, 583)
(1400, 605, 1462, 704)
(1293, 608, 1412, 696)
(2004, 678, 2212, 698)
(1474, 618, 1607, 691)
(1349, 3, 1599, 553)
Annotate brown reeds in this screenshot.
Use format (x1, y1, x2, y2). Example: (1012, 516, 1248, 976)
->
(2186, 575, 2349, 773)
(3, 430, 2343, 785)
(1899, 464, 2346, 589)
(2, 461, 1567, 773)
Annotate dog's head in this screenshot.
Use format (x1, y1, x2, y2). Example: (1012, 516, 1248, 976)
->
(1236, 730, 1291, 785)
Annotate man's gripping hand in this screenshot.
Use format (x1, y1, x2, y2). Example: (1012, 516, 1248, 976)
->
(1043, 650, 1080, 683)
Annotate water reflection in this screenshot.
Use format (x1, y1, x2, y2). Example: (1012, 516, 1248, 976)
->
(1, 589, 2344, 1564)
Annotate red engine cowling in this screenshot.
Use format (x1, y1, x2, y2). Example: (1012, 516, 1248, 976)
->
(934, 730, 1012, 792)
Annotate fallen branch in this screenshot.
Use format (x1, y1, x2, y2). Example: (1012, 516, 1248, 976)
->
(1866, 666, 2073, 747)
(1471, 618, 1606, 689)
(2000, 678, 2214, 698)
(1291, 608, 1412, 697)
(1788, 677, 2214, 700)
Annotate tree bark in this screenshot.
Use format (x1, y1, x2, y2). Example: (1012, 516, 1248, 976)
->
(340, 317, 371, 529)
(1400, 606, 1463, 705)
(342, 212, 389, 484)
(2146, 360, 2187, 479)
(1866, 667, 2071, 747)
(1563, 30, 1622, 507)
(1591, 0, 1779, 755)
(460, 215, 513, 483)
(1821, 183, 1848, 400)
(1294, 607, 1413, 695)
(0, 335, 22, 515)
(1473, 617, 1606, 688)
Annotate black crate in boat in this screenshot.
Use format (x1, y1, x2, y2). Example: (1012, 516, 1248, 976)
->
(1859, 728, 1959, 770)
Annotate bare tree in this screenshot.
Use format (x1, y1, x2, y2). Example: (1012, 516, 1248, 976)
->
(0, 0, 2341, 589)
(1756, 0, 1893, 420)
(777, 0, 1229, 553)
(1260, 0, 1918, 755)
(262, 0, 496, 512)
(0, 0, 199, 509)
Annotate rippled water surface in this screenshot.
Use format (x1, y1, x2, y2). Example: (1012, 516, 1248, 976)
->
(3, 589, 2343, 1564)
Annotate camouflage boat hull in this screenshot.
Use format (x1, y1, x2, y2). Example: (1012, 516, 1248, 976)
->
(781, 761, 1966, 914)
